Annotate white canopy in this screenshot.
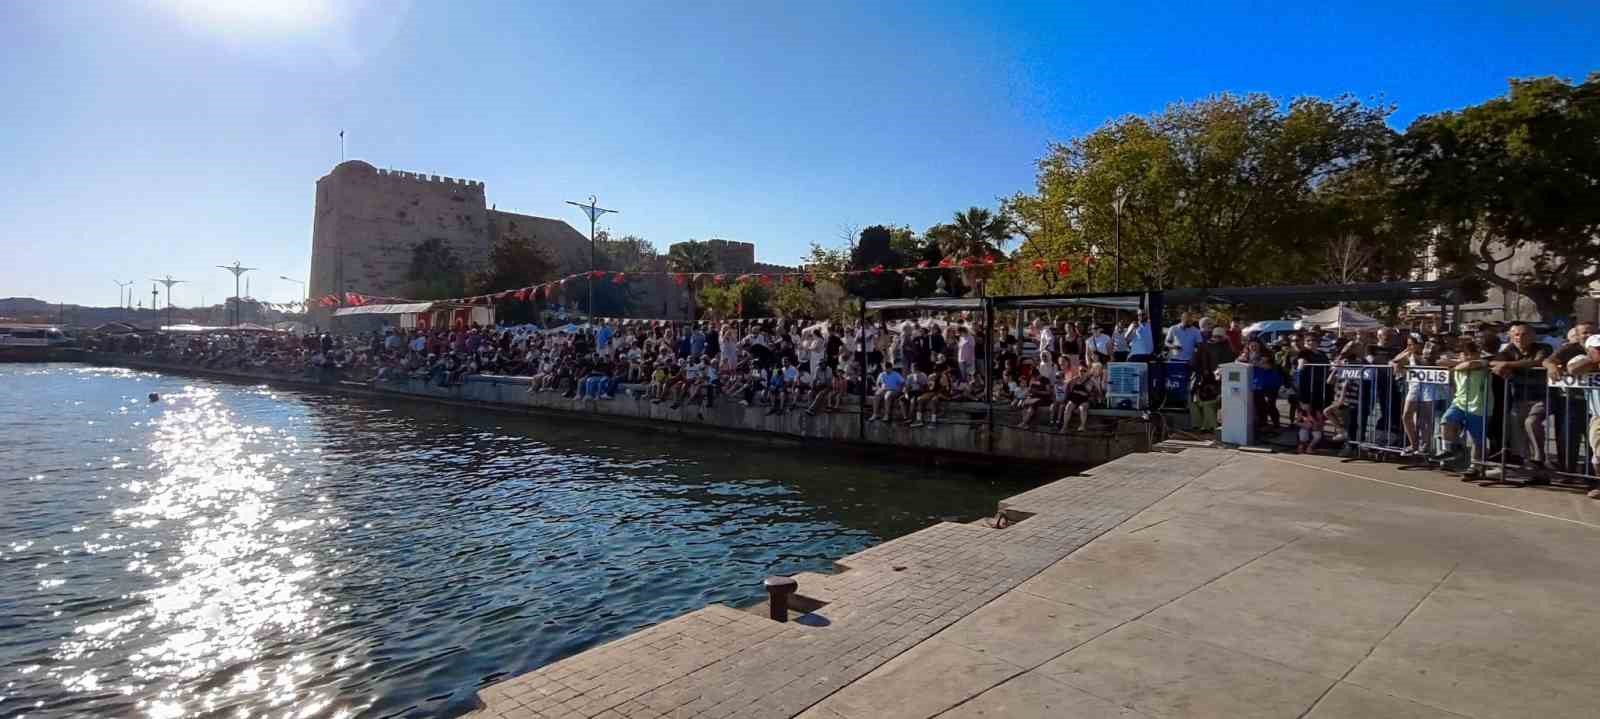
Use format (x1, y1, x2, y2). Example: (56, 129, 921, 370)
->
(333, 302, 437, 317)
(1296, 305, 1381, 331)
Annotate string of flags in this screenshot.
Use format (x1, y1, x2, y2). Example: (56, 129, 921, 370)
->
(312, 254, 1095, 309)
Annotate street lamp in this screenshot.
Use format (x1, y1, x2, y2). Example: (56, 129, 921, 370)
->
(114, 280, 134, 321)
(1111, 185, 1130, 293)
(565, 195, 618, 320)
(279, 275, 306, 311)
(217, 261, 257, 328)
(151, 275, 185, 330)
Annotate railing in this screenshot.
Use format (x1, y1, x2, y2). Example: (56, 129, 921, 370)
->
(1289, 363, 1596, 483)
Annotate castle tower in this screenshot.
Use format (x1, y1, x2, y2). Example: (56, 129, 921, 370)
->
(307, 160, 490, 321)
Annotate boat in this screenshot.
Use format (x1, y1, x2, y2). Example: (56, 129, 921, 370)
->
(0, 324, 81, 362)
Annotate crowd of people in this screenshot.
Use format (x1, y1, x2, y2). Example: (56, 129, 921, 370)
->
(86, 308, 1600, 496)
(1168, 312, 1599, 497)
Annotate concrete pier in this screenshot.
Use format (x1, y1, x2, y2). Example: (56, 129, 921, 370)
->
(468, 449, 1600, 719)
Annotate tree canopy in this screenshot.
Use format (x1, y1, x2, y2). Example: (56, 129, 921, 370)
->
(405, 238, 466, 300)
(1397, 74, 1600, 321)
(469, 235, 557, 295)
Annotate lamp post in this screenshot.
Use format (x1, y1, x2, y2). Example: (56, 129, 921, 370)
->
(114, 280, 134, 322)
(152, 275, 185, 330)
(565, 195, 618, 319)
(1111, 186, 1129, 292)
(217, 261, 257, 328)
(279, 276, 306, 311)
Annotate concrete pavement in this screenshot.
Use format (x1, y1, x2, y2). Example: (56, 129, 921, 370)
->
(470, 449, 1600, 718)
(801, 451, 1600, 719)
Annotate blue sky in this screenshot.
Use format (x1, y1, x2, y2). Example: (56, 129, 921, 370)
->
(2, 1, 1595, 307)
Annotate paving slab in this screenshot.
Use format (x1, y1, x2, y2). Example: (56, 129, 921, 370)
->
(797, 638, 1021, 719)
(1304, 682, 1468, 719)
(1036, 622, 1334, 718)
(1140, 531, 1453, 679)
(936, 671, 1146, 718)
(1015, 514, 1296, 622)
(938, 590, 1123, 670)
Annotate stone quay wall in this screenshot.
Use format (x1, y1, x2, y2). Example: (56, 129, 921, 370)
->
(83, 355, 1149, 467)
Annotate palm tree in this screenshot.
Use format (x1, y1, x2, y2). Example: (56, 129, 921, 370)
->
(667, 241, 718, 321)
(931, 207, 1012, 296)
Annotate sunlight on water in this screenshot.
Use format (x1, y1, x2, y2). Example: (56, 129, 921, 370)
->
(0, 364, 1034, 717)
(48, 385, 349, 716)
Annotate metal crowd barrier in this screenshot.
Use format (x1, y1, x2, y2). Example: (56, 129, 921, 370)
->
(1289, 362, 1595, 485)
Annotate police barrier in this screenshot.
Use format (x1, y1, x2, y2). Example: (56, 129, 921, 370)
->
(1283, 361, 1595, 485)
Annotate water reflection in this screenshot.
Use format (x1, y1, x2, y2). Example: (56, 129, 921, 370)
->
(0, 365, 1039, 717)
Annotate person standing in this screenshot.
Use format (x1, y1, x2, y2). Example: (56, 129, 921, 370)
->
(957, 325, 977, 381)
(1490, 321, 1552, 482)
(1562, 335, 1600, 498)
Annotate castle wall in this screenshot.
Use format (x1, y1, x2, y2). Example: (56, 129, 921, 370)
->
(307, 162, 792, 323)
(309, 161, 490, 317)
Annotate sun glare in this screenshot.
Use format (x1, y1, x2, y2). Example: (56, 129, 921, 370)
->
(161, 0, 337, 35)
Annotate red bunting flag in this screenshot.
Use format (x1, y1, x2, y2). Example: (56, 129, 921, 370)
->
(804, 273, 815, 285)
(916, 260, 930, 269)
(713, 274, 726, 285)
(938, 257, 954, 268)
(984, 254, 998, 265)
(1057, 259, 1071, 276)
(612, 272, 626, 285)
(759, 274, 773, 286)
(1031, 259, 1046, 272)
(514, 288, 528, 301)
(673, 273, 687, 287)
(959, 257, 975, 268)
(870, 264, 885, 275)
(590, 270, 606, 279)
(1084, 254, 1095, 265)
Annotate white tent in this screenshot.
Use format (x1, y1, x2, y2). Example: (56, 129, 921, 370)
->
(1295, 304, 1381, 331)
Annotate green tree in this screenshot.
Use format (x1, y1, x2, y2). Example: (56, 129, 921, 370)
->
(667, 240, 719, 320)
(696, 282, 771, 319)
(770, 281, 819, 319)
(405, 238, 467, 300)
(595, 232, 658, 315)
(802, 242, 851, 282)
(468, 235, 557, 295)
(846, 225, 905, 299)
(1006, 93, 1399, 293)
(1398, 74, 1600, 322)
(927, 207, 1011, 296)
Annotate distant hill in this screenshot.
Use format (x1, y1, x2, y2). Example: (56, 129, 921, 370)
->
(0, 297, 301, 329)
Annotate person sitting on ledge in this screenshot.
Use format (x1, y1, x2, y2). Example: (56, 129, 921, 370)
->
(867, 363, 905, 423)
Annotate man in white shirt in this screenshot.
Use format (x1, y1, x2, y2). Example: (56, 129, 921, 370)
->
(1168, 313, 1204, 362)
(1126, 311, 1156, 361)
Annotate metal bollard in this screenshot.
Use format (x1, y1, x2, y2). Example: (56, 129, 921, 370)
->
(763, 576, 798, 622)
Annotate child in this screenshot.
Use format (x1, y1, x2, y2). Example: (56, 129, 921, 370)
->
(1295, 405, 1324, 454)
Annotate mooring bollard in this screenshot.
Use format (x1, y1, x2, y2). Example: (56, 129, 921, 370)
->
(763, 576, 798, 622)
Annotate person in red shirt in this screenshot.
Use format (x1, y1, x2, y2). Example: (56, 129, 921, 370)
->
(1226, 319, 1244, 355)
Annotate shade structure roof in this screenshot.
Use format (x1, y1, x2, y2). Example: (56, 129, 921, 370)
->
(332, 302, 441, 317)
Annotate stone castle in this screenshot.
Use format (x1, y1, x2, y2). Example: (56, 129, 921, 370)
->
(307, 160, 790, 320)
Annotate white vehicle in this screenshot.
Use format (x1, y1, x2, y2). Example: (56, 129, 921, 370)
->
(0, 325, 70, 348)
(1240, 320, 1299, 346)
